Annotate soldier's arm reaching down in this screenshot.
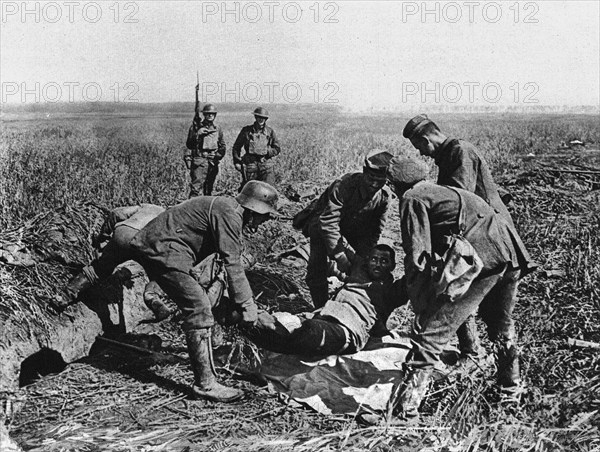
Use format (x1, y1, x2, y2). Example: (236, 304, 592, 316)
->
(399, 196, 435, 304)
(209, 200, 256, 322)
(184, 123, 198, 169)
(318, 180, 349, 255)
(232, 127, 247, 168)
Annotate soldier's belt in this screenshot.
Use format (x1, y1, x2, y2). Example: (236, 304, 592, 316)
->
(243, 154, 268, 163)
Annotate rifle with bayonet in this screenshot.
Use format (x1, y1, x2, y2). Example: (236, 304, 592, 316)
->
(194, 70, 201, 127)
(184, 71, 201, 170)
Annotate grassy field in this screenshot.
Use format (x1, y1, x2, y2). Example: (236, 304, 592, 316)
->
(2, 103, 598, 228)
(1, 103, 600, 450)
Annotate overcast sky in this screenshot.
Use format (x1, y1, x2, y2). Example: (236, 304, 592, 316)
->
(1, 1, 599, 111)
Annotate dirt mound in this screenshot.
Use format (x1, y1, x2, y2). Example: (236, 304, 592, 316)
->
(0, 204, 156, 391)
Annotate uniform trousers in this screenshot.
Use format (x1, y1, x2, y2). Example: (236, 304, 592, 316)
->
(240, 155, 275, 189)
(190, 158, 219, 197)
(247, 317, 352, 356)
(409, 264, 520, 368)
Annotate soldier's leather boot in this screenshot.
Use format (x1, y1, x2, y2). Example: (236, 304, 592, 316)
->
(396, 366, 434, 419)
(308, 284, 328, 309)
(185, 328, 243, 403)
(496, 340, 523, 404)
(61, 272, 93, 306)
(211, 323, 224, 348)
(457, 315, 481, 358)
(143, 284, 175, 322)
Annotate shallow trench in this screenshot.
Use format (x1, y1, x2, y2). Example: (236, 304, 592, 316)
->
(0, 261, 154, 391)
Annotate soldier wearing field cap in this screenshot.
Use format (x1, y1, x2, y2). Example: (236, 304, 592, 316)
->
(382, 156, 536, 420)
(294, 150, 393, 308)
(130, 181, 279, 403)
(185, 103, 226, 197)
(403, 114, 516, 361)
(232, 107, 281, 189)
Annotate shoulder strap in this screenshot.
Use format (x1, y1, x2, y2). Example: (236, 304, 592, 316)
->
(444, 186, 467, 235)
(207, 197, 219, 244)
(207, 197, 225, 273)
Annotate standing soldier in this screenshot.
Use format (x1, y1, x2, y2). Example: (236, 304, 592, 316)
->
(130, 181, 279, 402)
(402, 114, 514, 360)
(232, 107, 281, 189)
(185, 102, 226, 197)
(385, 157, 536, 420)
(294, 150, 393, 309)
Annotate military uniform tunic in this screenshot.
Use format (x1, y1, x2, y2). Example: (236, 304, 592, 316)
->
(185, 120, 226, 197)
(302, 172, 389, 308)
(320, 264, 407, 351)
(130, 196, 253, 331)
(399, 181, 535, 366)
(434, 138, 513, 226)
(232, 123, 281, 186)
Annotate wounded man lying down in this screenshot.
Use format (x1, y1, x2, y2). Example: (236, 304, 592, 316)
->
(246, 244, 409, 356)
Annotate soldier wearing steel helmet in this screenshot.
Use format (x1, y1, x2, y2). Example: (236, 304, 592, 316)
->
(129, 181, 279, 403)
(232, 107, 281, 189)
(185, 103, 226, 197)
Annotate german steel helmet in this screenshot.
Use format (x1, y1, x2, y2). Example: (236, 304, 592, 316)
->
(236, 181, 278, 215)
(253, 107, 269, 118)
(202, 104, 218, 114)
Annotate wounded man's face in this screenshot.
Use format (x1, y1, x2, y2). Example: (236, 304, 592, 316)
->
(366, 249, 395, 281)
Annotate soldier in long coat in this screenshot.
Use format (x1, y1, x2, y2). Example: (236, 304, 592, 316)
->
(385, 157, 536, 419)
(402, 114, 515, 359)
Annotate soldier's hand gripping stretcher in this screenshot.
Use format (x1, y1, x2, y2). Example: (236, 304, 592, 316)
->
(213, 295, 276, 331)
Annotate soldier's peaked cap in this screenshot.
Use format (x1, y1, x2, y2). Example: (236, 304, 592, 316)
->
(403, 114, 434, 139)
(387, 156, 428, 186)
(363, 149, 394, 175)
